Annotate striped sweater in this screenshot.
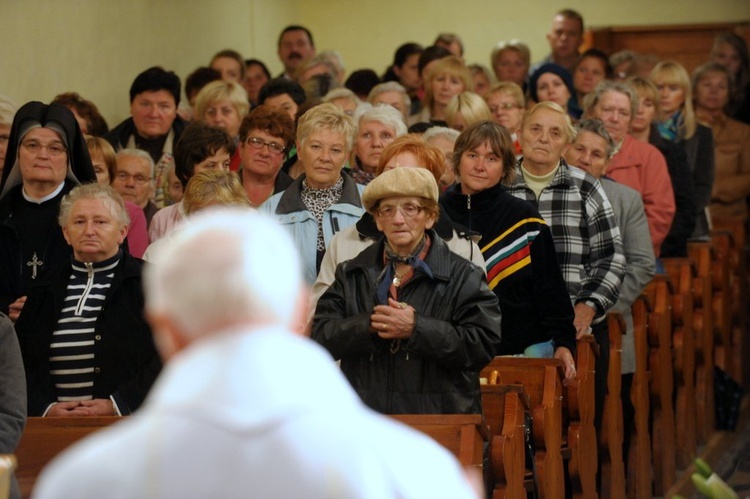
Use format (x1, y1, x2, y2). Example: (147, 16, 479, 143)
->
(440, 183, 576, 355)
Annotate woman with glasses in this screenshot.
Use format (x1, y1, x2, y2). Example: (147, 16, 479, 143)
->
(440, 121, 577, 383)
(0, 101, 96, 321)
(238, 105, 296, 207)
(484, 82, 525, 154)
(261, 103, 364, 285)
(313, 167, 502, 414)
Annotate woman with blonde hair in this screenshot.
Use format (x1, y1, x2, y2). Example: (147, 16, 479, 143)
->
(445, 92, 491, 132)
(409, 56, 472, 126)
(194, 80, 250, 171)
(490, 40, 530, 90)
(650, 60, 715, 239)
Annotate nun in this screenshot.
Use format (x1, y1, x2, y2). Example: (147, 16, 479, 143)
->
(0, 101, 95, 320)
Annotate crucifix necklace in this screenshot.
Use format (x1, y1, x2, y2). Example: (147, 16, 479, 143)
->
(27, 252, 44, 279)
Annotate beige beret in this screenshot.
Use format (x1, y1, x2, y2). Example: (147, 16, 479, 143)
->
(361, 167, 439, 213)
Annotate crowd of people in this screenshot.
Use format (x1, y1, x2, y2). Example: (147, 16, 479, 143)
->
(1, 10, 750, 497)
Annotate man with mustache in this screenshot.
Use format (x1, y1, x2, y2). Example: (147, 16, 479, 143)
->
(277, 25, 316, 80)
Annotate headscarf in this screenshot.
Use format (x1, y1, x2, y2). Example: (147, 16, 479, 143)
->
(0, 101, 95, 200)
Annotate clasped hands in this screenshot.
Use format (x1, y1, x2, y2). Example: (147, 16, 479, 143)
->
(370, 298, 415, 339)
(46, 399, 116, 417)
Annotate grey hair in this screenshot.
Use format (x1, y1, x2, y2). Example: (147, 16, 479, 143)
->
(423, 126, 460, 143)
(575, 119, 616, 160)
(322, 88, 360, 106)
(354, 103, 408, 136)
(522, 101, 577, 144)
(367, 82, 411, 115)
(58, 183, 130, 228)
(583, 80, 639, 121)
(117, 148, 155, 178)
(0, 95, 17, 127)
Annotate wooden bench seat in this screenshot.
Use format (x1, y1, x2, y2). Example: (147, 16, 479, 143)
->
(600, 312, 625, 499)
(15, 417, 118, 498)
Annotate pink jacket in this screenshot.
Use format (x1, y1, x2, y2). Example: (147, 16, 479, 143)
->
(606, 135, 675, 257)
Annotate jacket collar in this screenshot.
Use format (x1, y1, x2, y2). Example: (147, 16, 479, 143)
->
(274, 170, 362, 215)
(347, 229, 453, 282)
(514, 156, 573, 189)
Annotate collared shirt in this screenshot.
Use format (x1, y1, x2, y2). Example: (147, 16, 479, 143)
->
(507, 158, 625, 318)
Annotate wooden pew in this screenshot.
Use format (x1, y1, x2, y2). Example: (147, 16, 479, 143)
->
(480, 384, 531, 498)
(481, 358, 566, 499)
(688, 242, 718, 444)
(627, 296, 652, 499)
(563, 335, 598, 499)
(15, 417, 118, 498)
(389, 414, 488, 469)
(600, 313, 625, 499)
(712, 217, 749, 389)
(643, 277, 677, 494)
(661, 258, 698, 468)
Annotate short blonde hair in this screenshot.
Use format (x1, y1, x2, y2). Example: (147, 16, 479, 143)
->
(423, 56, 473, 112)
(194, 80, 250, 124)
(295, 103, 357, 151)
(485, 82, 526, 108)
(182, 170, 250, 215)
(445, 92, 492, 130)
(59, 183, 130, 228)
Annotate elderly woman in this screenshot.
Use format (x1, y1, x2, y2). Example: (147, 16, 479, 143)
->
(313, 167, 501, 414)
(14, 183, 160, 417)
(445, 91, 492, 132)
(0, 101, 96, 320)
(237, 105, 296, 207)
(85, 136, 149, 258)
(490, 40, 530, 90)
(322, 88, 361, 117)
(530, 63, 582, 120)
(368, 82, 411, 121)
(309, 135, 485, 322)
(485, 82, 525, 154)
(440, 121, 576, 381)
(692, 62, 750, 221)
(261, 103, 364, 284)
(650, 60, 715, 240)
(350, 104, 407, 185)
(194, 80, 250, 172)
(409, 56, 473, 126)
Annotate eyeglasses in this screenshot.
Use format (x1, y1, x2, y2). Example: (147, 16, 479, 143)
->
(244, 136, 285, 155)
(21, 140, 67, 156)
(376, 203, 425, 219)
(114, 172, 151, 185)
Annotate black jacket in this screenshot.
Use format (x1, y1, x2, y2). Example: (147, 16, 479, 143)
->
(440, 182, 576, 356)
(14, 251, 161, 416)
(650, 127, 697, 257)
(104, 116, 189, 153)
(312, 231, 501, 415)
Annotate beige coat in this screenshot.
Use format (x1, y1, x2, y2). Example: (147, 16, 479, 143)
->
(710, 114, 750, 219)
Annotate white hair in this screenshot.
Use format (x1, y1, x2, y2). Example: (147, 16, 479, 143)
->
(367, 82, 411, 115)
(144, 208, 303, 339)
(117, 148, 155, 178)
(422, 126, 460, 144)
(353, 103, 408, 136)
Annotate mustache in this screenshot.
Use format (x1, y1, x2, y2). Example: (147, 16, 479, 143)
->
(288, 52, 303, 60)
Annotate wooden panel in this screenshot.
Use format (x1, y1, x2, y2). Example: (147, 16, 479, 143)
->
(15, 417, 118, 498)
(587, 22, 750, 73)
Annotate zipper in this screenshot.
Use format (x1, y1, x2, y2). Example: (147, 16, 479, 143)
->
(74, 263, 95, 316)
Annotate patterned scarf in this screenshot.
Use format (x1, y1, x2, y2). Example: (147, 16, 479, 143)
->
(657, 111, 682, 142)
(301, 176, 344, 252)
(376, 234, 433, 304)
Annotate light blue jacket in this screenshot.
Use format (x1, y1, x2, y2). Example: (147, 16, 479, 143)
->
(261, 173, 365, 284)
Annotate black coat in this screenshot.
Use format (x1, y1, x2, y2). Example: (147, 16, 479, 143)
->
(312, 231, 502, 415)
(14, 251, 161, 416)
